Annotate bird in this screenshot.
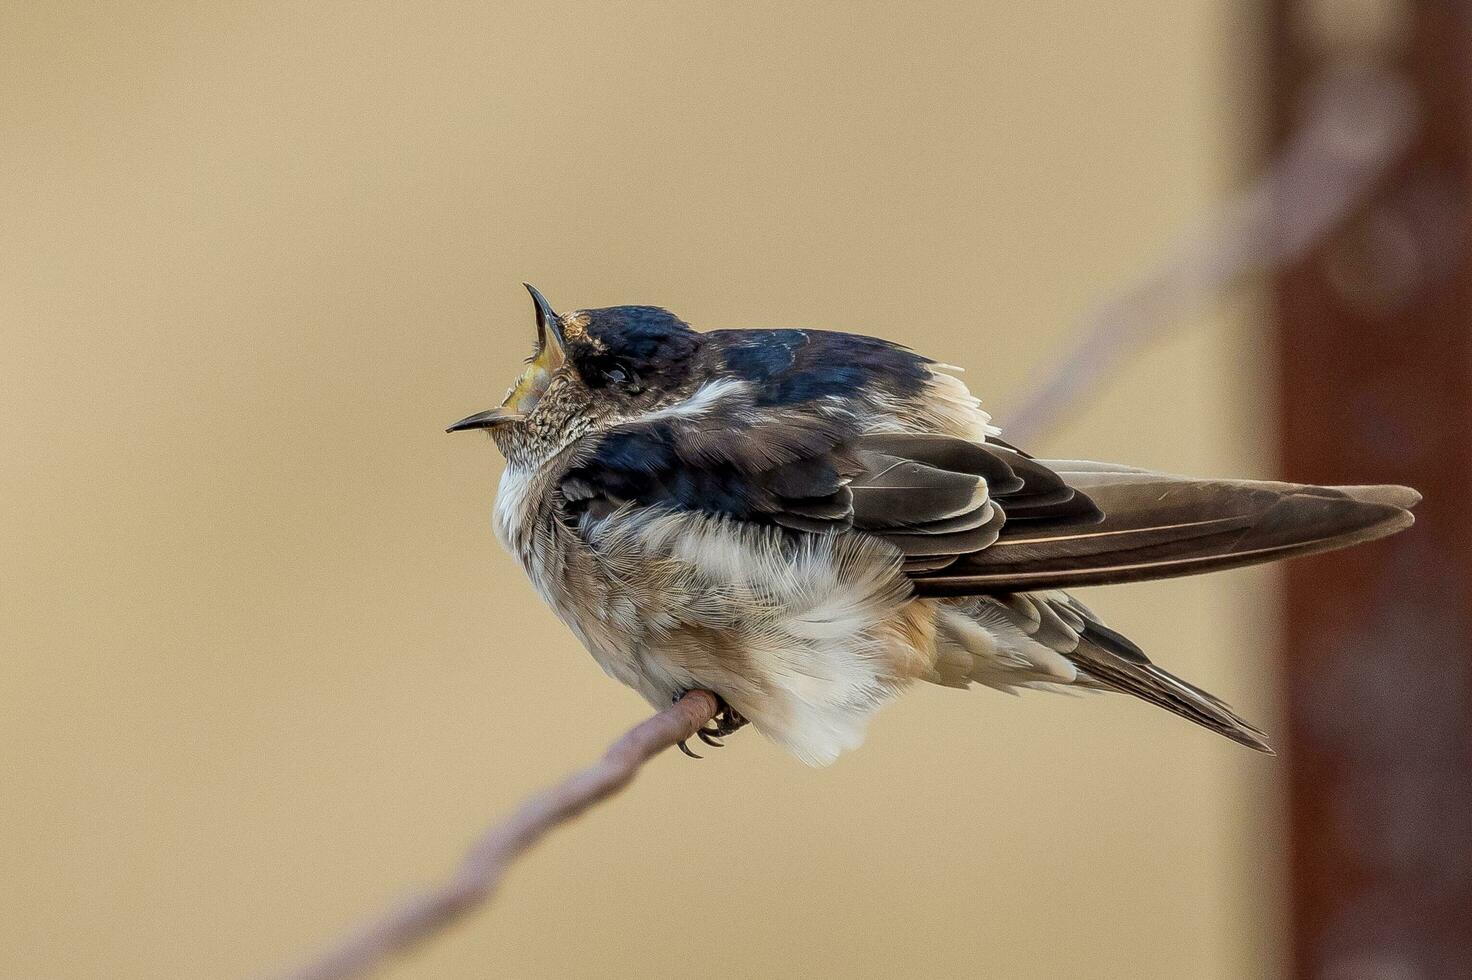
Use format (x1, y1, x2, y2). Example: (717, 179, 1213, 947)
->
(449, 284, 1419, 765)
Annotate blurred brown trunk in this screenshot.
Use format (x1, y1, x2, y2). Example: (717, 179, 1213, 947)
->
(1271, 2, 1472, 978)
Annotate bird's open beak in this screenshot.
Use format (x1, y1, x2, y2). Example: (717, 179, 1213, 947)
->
(525, 282, 564, 354)
(445, 407, 523, 432)
(446, 283, 565, 433)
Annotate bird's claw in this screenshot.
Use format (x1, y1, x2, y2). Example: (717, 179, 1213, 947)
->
(704, 703, 748, 739)
(672, 690, 750, 759)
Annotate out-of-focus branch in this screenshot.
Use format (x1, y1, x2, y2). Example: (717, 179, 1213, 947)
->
(271, 690, 720, 980)
(1005, 66, 1415, 442)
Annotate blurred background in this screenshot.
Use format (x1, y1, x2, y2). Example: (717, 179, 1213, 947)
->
(3, 2, 1466, 978)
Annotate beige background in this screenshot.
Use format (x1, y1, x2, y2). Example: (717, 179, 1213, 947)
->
(2, 3, 1286, 978)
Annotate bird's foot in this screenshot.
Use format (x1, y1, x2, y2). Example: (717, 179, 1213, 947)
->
(697, 701, 748, 746)
(673, 690, 749, 758)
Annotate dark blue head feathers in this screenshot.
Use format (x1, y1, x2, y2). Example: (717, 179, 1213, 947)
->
(568, 306, 701, 390)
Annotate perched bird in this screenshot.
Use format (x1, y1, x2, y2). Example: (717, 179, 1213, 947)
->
(450, 284, 1419, 765)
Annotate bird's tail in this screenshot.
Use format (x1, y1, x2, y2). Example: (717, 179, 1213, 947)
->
(1064, 615, 1273, 753)
(932, 591, 1275, 752)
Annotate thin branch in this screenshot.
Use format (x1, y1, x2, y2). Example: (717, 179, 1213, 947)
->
(1004, 65, 1414, 442)
(270, 690, 720, 980)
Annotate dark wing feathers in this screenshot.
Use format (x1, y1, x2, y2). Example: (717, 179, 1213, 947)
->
(887, 507, 1008, 560)
(857, 434, 1026, 495)
(562, 400, 1417, 598)
(848, 437, 1099, 570)
(562, 417, 1084, 569)
(847, 453, 986, 528)
(985, 450, 1103, 525)
(913, 465, 1417, 596)
(560, 397, 860, 528)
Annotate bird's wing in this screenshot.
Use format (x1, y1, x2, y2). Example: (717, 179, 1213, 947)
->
(848, 434, 1101, 573)
(558, 395, 865, 532)
(561, 399, 1417, 593)
(912, 457, 1418, 595)
(556, 391, 1094, 568)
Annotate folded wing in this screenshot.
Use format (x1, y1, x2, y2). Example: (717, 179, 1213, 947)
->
(911, 454, 1418, 596)
(557, 395, 1416, 593)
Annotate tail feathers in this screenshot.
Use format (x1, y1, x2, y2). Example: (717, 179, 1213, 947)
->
(914, 466, 1419, 596)
(935, 593, 1275, 752)
(1067, 619, 1274, 753)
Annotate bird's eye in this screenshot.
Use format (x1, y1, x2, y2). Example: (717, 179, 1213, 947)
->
(596, 361, 642, 392)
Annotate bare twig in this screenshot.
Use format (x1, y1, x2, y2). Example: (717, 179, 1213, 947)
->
(1005, 66, 1414, 442)
(271, 690, 720, 980)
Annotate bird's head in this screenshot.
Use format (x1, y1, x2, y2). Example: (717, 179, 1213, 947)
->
(448, 284, 701, 465)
